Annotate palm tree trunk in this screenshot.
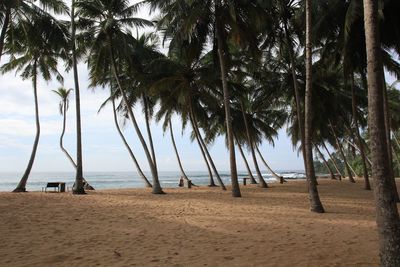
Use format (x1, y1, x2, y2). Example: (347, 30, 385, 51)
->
(111, 98, 152, 188)
(363, 1, 400, 264)
(0, 7, 10, 63)
(382, 75, 400, 201)
(234, 134, 257, 184)
(71, 0, 85, 194)
(169, 119, 190, 182)
(189, 107, 226, 190)
(215, 9, 241, 197)
(143, 94, 157, 171)
(304, 0, 324, 213)
(256, 146, 281, 182)
(322, 142, 343, 179)
(59, 101, 94, 190)
(315, 145, 336, 180)
(108, 38, 163, 194)
(240, 102, 267, 187)
(13, 68, 40, 192)
(329, 123, 355, 183)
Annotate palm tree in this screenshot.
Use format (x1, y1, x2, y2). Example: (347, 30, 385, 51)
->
(362, 0, 400, 264)
(53, 87, 94, 190)
(75, 0, 164, 194)
(304, 0, 324, 213)
(70, 0, 85, 194)
(53, 87, 75, 166)
(1, 16, 67, 192)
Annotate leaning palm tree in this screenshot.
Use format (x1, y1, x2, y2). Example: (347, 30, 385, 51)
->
(75, 0, 164, 194)
(362, 0, 400, 264)
(1, 16, 67, 192)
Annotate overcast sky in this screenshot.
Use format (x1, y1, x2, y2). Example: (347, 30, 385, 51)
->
(0, 1, 397, 174)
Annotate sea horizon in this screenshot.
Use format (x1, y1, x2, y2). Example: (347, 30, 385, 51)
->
(0, 170, 307, 192)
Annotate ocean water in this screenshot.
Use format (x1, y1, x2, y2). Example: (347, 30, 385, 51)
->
(0, 170, 306, 192)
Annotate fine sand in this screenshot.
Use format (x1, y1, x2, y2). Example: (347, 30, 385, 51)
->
(0, 178, 398, 267)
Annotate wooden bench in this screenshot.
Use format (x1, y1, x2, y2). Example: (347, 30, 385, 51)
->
(42, 182, 66, 193)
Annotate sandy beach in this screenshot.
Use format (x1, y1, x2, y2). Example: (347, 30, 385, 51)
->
(0, 178, 397, 267)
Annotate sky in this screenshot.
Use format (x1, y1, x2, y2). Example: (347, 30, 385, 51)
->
(1, 1, 397, 174)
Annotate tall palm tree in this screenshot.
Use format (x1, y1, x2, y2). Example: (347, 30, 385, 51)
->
(1, 16, 67, 192)
(362, 0, 400, 264)
(304, 0, 324, 213)
(70, 0, 85, 194)
(75, 0, 164, 194)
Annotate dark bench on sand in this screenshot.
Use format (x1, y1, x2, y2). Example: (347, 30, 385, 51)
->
(42, 182, 66, 193)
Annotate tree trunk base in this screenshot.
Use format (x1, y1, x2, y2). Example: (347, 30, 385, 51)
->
(231, 191, 241, 197)
(72, 188, 86, 195)
(12, 188, 27, 193)
(258, 183, 269, 189)
(208, 184, 218, 187)
(152, 189, 166, 194)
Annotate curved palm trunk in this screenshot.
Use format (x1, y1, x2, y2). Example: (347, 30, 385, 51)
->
(322, 142, 343, 179)
(351, 74, 370, 190)
(330, 123, 355, 183)
(143, 94, 157, 171)
(112, 99, 152, 188)
(0, 7, 11, 63)
(305, 0, 324, 213)
(216, 12, 240, 197)
(234, 134, 257, 184)
(363, 1, 400, 264)
(315, 145, 336, 180)
(59, 102, 94, 190)
(13, 69, 40, 192)
(189, 108, 226, 190)
(382, 77, 400, 202)
(169, 119, 190, 182)
(240, 102, 267, 187)
(256, 146, 281, 182)
(108, 40, 163, 194)
(71, 0, 85, 194)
